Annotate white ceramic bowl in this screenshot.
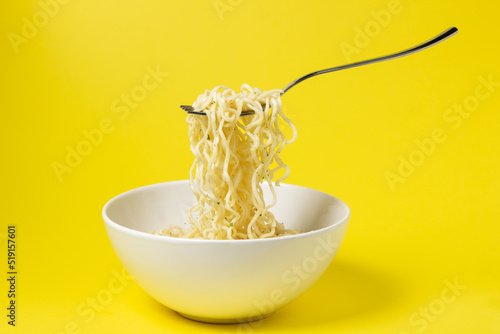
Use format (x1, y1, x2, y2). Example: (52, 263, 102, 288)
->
(102, 181, 350, 323)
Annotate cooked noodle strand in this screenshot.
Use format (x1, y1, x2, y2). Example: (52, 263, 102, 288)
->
(156, 85, 299, 239)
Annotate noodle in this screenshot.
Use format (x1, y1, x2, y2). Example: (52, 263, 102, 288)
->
(155, 84, 299, 239)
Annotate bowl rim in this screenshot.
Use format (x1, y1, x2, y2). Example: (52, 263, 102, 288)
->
(102, 180, 350, 244)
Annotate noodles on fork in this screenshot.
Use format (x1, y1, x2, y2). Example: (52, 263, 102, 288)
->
(155, 84, 299, 239)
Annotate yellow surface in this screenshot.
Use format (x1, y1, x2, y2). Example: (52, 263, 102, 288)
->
(1, 0, 499, 333)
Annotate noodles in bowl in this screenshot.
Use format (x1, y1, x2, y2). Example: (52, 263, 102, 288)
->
(102, 181, 350, 323)
(155, 85, 299, 239)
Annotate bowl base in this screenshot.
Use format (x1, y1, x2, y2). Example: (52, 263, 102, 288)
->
(176, 311, 274, 324)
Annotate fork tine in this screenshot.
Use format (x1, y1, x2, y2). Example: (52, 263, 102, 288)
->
(188, 110, 209, 115)
(180, 105, 195, 112)
(181, 105, 255, 117)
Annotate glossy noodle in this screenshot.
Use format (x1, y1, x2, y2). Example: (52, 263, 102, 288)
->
(156, 84, 299, 239)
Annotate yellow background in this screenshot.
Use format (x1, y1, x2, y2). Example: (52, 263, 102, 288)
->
(1, 0, 499, 333)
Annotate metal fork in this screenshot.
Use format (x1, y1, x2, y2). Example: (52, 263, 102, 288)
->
(181, 27, 458, 116)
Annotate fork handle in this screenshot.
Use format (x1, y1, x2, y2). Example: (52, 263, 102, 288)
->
(281, 27, 458, 95)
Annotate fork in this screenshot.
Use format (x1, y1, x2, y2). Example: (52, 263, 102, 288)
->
(180, 27, 458, 116)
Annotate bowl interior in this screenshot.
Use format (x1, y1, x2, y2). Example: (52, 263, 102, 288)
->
(104, 181, 349, 235)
